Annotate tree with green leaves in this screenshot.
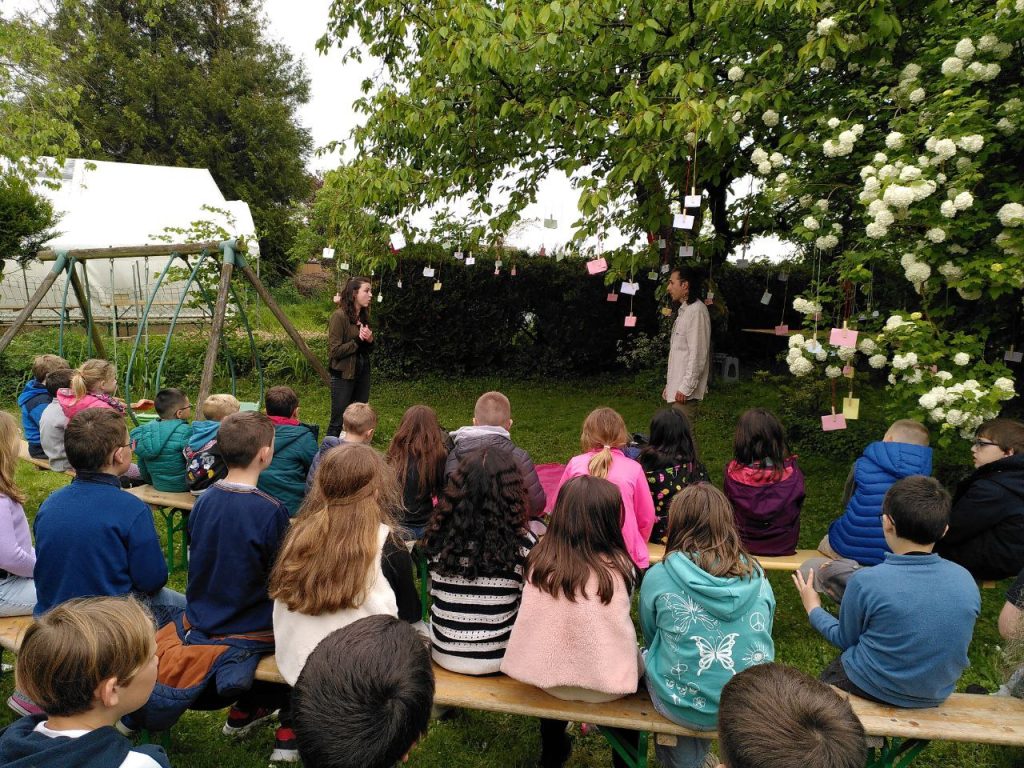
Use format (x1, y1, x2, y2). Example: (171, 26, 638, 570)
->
(48, 0, 314, 274)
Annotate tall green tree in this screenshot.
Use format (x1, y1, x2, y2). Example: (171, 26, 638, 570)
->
(50, 0, 314, 274)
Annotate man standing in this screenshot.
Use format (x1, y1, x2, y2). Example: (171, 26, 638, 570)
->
(664, 266, 711, 429)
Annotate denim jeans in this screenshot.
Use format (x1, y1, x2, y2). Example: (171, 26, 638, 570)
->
(140, 587, 187, 628)
(0, 576, 36, 617)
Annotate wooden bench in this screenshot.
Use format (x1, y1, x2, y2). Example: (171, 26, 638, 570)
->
(123, 485, 195, 574)
(17, 440, 73, 476)
(251, 654, 1024, 768)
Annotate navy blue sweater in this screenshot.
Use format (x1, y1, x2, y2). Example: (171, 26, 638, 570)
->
(33, 472, 168, 616)
(809, 552, 979, 707)
(0, 715, 169, 768)
(186, 481, 290, 635)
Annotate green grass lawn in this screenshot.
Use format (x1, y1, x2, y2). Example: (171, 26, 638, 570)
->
(2, 372, 1019, 767)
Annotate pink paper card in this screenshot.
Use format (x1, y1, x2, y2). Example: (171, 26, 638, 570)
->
(829, 327, 859, 348)
(587, 258, 608, 275)
(842, 365, 854, 378)
(624, 314, 637, 327)
(607, 292, 619, 302)
(774, 324, 789, 336)
(821, 414, 848, 431)
(511, 266, 517, 276)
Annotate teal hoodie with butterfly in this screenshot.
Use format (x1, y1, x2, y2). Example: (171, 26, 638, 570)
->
(640, 551, 776, 729)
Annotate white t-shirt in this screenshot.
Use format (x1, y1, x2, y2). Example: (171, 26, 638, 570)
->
(34, 722, 163, 768)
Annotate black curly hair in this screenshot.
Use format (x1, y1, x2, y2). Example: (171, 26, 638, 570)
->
(422, 446, 529, 580)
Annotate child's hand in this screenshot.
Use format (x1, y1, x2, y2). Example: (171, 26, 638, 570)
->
(132, 398, 155, 411)
(791, 569, 822, 615)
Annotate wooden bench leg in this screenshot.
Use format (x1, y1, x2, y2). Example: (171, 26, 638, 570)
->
(866, 737, 930, 767)
(598, 727, 648, 768)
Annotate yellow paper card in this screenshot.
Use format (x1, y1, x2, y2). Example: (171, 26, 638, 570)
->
(842, 397, 860, 420)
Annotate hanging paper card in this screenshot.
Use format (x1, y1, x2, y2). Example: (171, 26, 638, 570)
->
(647, 271, 658, 280)
(871, 310, 879, 317)
(1005, 350, 1024, 363)
(539, 246, 546, 257)
(735, 258, 750, 269)
(511, 266, 517, 276)
(760, 291, 772, 305)
(544, 217, 558, 229)
(607, 292, 619, 302)
(624, 314, 637, 327)
(777, 272, 789, 282)
(454, 251, 463, 260)
(830, 327, 858, 348)
(339, 262, 350, 271)
(661, 307, 673, 317)
(556, 253, 565, 262)
(774, 324, 789, 336)
(322, 247, 335, 260)
(682, 215, 696, 230)
(423, 267, 435, 278)
(657, 239, 666, 249)
(805, 339, 823, 355)
(679, 246, 694, 258)
(843, 365, 854, 378)
(396, 279, 403, 288)
(620, 281, 639, 296)
(587, 258, 608, 275)
(494, 268, 500, 275)
(377, 293, 383, 303)
(661, 263, 671, 274)
(706, 291, 715, 301)
(673, 213, 687, 229)
(333, 293, 341, 304)
(495, 259, 503, 268)
(390, 231, 406, 250)
(842, 398, 860, 420)
(433, 281, 442, 291)
(466, 256, 476, 266)
(821, 413, 848, 431)
(684, 194, 702, 208)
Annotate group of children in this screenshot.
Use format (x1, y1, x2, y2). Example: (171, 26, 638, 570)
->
(3, 352, 1023, 768)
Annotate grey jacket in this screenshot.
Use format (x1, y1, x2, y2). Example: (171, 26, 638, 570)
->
(39, 401, 70, 472)
(444, 426, 546, 517)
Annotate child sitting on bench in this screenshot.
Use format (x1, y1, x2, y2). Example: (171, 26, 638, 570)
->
(793, 475, 980, 707)
(258, 386, 318, 516)
(0, 596, 169, 768)
(38, 368, 74, 472)
(292, 615, 434, 768)
(18, 354, 68, 460)
(183, 393, 240, 495)
(306, 403, 377, 491)
(0, 411, 37, 617)
(130, 388, 193, 493)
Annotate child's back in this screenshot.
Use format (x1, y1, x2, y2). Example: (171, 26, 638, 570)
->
(0, 714, 168, 768)
(184, 394, 241, 496)
(258, 423, 317, 515)
(187, 481, 290, 635)
(132, 419, 191, 493)
(724, 457, 805, 556)
(18, 355, 68, 457)
(828, 440, 932, 565)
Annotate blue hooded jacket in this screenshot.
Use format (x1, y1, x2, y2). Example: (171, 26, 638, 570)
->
(18, 379, 51, 445)
(828, 441, 933, 565)
(257, 423, 317, 516)
(0, 715, 170, 768)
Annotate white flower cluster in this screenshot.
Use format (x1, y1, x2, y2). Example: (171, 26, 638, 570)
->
(750, 146, 785, 176)
(885, 131, 905, 149)
(816, 234, 839, 250)
(823, 122, 863, 157)
(792, 297, 822, 315)
(785, 333, 828, 377)
(762, 109, 780, 127)
(966, 62, 1001, 81)
(728, 65, 745, 82)
(918, 375, 1008, 438)
(953, 352, 970, 365)
(926, 136, 957, 161)
(957, 135, 984, 153)
(816, 17, 836, 35)
(892, 352, 919, 370)
(825, 365, 843, 378)
(938, 261, 964, 281)
(803, 216, 820, 231)
(998, 203, 1024, 227)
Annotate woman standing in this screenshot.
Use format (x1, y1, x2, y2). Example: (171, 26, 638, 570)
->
(327, 277, 374, 437)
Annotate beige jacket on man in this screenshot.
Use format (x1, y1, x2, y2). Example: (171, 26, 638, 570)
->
(665, 299, 711, 401)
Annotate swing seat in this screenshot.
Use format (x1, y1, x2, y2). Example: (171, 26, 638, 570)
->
(238, 401, 259, 412)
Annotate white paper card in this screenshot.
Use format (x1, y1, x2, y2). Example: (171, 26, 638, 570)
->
(657, 238, 666, 249)
(339, 262, 350, 271)
(805, 339, 823, 355)
(736, 258, 750, 269)
(620, 281, 639, 296)
(544, 217, 558, 229)
(679, 246, 694, 258)
(556, 253, 565, 262)
(390, 231, 406, 250)
(465, 257, 476, 266)
(778, 272, 789, 282)
(661, 264, 671, 274)
(423, 267, 435, 277)
(377, 293, 383, 303)
(454, 251, 463, 260)
(1005, 350, 1024, 363)
(495, 260, 502, 268)
(322, 247, 335, 260)
(396, 279, 403, 288)
(760, 291, 772, 305)
(684, 194, 702, 208)
(681, 215, 695, 230)
(647, 271, 658, 280)
(673, 213, 687, 229)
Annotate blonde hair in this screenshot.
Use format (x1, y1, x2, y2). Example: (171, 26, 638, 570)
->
(32, 354, 70, 384)
(71, 359, 116, 401)
(343, 402, 378, 435)
(0, 412, 25, 504)
(665, 484, 756, 579)
(201, 393, 241, 421)
(269, 444, 400, 615)
(474, 391, 511, 426)
(884, 419, 929, 446)
(580, 407, 629, 478)
(17, 596, 155, 717)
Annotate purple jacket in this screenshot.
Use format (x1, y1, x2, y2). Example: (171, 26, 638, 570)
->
(723, 458, 805, 556)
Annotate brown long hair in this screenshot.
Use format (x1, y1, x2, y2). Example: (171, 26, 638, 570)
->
(733, 408, 790, 480)
(580, 407, 630, 479)
(387, 405, 449, 497)
(0, 412, 25, 505)
(664, 484, 755, 579)
(342, 276, 371, 326)
(526, 476, 636, 604)
(269, 444, 400, 615)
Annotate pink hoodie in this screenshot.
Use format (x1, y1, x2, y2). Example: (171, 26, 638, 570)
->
(56, 388, 125, 419)
(557, 449, 656, 568)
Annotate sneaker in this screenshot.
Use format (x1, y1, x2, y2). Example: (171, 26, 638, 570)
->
(8, 690, 43, 717)
(222, 706, 278, 737)
(269, 726, 300, 763)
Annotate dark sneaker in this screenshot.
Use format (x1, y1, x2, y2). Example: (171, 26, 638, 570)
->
(221, 706, 277, 737)
(8, 690, 43, 717)
(270, 726, 300, 762)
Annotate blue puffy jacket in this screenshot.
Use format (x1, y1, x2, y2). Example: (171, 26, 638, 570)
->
(828, 441, 932, 565)
(17, 380, 50, 445)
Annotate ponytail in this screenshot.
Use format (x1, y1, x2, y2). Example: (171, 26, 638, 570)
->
(70, 371, 88, 400)
(588, 446, 613, 479)
(70, 359, 116, 403)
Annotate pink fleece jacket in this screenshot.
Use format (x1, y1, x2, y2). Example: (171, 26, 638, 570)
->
(557, 449, 656, 568)
(57, 388, 125, 419)
(501, 571, 640, 696)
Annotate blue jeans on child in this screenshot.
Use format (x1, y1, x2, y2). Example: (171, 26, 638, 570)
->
(0, 576, 36, 617)
(648, 686, 713, 768)
(140, 587, 187, 628)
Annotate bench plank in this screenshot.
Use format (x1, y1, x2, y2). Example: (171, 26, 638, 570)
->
(17, 440, 72, 475)
(123, 485, 196, 512)
(0, 616, 34, 653)
(647, 542, 823, 571)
